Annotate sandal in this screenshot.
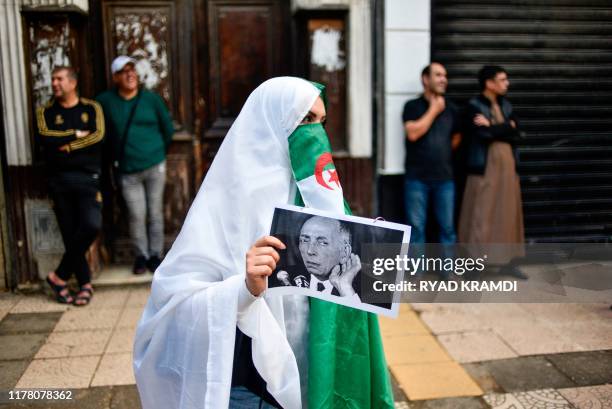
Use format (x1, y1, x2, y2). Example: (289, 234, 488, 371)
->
(73, 286, 94, 307)
(46, 275, 74, 304)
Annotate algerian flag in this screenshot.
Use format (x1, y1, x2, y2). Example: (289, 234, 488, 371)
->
(289, 124, 345, 214)
(288, 91, 394, 408)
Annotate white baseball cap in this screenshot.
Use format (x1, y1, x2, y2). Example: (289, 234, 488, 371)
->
(111, 56, 137, 74)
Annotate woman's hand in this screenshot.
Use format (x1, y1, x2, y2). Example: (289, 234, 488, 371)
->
(245, 236, 286, 296)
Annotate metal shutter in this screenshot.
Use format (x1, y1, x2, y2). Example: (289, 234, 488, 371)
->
(432, 0, 612, 242)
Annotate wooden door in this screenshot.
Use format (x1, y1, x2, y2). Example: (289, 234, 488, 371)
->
(198, 0, 291, 172)
(97, 0, 197, 262)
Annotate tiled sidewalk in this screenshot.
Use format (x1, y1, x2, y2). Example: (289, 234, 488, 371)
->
(0, 286, 148, 407)
(1, 287, 611, 409)
(383, 303, 612, 408)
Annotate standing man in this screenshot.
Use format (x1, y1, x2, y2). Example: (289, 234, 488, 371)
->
(97, 56, 174, 274)
(38, 66, 104, 306)
(459, 65, 526, 278)
(402, 62, 461, 254)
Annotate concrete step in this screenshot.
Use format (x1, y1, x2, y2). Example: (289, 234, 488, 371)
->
(91, 265, 153, 288)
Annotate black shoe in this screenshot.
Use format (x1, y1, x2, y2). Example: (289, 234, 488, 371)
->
(146, 255, 162, 273)
(133, 256, 148, 275)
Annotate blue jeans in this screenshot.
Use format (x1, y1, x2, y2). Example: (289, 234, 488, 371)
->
(229, 386, 276, 409)
(404, 178, 456, 245)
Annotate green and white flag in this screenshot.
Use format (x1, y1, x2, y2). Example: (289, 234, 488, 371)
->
(289, 123, 345, 214)
(288, 94, 394, 408)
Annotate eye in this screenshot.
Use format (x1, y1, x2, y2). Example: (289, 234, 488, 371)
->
(300, 114, 312, 125)
(299, 236, 310, 244)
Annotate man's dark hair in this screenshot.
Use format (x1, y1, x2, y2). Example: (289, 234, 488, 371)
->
(421, 62, 444, 79)
(478, 65, 506, 91)
(52, 66, 78, 82)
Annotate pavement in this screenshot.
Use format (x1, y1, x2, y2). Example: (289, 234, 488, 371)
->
(0, 268, 610, 408)
(383, 303, 612, 409)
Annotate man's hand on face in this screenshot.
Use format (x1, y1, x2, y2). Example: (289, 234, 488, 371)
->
(429, 95, 446, 116)
(329, 253, 361, 297)
(246, 236, 285, 296)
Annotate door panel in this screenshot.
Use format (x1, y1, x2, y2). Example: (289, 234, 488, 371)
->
(203, 0, 289, 140)
(306, 16, 348, 153)
(102, 2, 184, 128)
(99, 0, 196, 261)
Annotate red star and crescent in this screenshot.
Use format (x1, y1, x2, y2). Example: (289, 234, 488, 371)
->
(314, 153, 341, 190)
(327, 169, 341, 188)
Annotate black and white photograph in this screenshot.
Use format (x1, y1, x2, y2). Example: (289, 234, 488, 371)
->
(267, 205, 411, 317)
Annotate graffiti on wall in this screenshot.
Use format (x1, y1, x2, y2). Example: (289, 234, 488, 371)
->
(28, 19, 73, 108)
(311, 26, 345, 72)
(111, 9, 171, 104)
(308, 18, 347, 151)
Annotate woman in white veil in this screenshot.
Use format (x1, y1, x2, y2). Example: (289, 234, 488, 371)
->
(133, 77, 394, 409)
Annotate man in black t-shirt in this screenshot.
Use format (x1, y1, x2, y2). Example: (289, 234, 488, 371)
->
(402, 63, 460, 254)
(36, 66, 104, 306)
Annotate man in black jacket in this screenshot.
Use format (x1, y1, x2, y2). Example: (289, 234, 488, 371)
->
(459, 65, 527, 279)
(37, 66, 105, 305)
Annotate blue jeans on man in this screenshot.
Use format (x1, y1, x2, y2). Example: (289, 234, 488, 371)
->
(404, 178, 456, 279)
(404, 178, 456, 245)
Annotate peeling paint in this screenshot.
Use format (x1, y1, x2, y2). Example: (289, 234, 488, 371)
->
(112, 10, 170, 103)
(311, 26, 345, 72)
(28, 20, 71, 108)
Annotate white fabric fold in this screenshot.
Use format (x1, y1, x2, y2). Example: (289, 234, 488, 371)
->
(134, 77, 320, 409)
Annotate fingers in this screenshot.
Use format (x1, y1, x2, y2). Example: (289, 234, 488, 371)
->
(329, 264, 341, 279)
(253, 246, 280, 263)
(351, 254, 362, 270)
(474, 115, 489, 127)
(247, 255, 277, 274)
(246, 236, 285, 297)
(249, 265, 274, 276)
(253, 235, 286, 250)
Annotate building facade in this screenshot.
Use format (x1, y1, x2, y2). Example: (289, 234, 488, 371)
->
(378, 0, 612, 243)
(1, 0, 611, 289)
(0, 0, 376, 288)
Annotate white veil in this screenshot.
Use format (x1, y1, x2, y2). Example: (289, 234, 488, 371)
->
(133, 77, 320, 409)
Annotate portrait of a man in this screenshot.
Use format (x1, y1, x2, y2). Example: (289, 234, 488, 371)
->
(276, 215, 361, 299)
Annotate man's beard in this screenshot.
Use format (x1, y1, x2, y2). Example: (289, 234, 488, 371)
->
(428, 86, 446, 96)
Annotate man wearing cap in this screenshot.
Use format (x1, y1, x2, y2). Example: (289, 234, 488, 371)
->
(97, 56, 174, 274)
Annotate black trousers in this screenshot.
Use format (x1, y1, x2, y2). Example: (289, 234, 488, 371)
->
(50, 181, 102, 287)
